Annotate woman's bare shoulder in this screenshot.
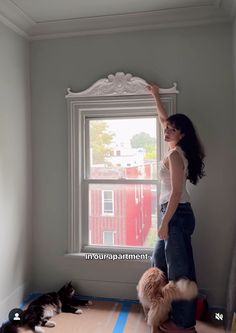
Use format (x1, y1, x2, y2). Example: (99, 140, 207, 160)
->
(168, 150, 184, 168)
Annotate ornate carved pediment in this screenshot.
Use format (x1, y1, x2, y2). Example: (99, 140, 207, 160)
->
(66, 72, 178, 97)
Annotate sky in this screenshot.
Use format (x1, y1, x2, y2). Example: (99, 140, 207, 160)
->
(105, 117, 157, 145)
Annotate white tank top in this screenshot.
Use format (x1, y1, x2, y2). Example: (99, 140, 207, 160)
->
(159, 146, 190, 205)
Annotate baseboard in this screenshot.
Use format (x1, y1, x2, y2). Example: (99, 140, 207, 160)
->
(0, 282, 30, 323)
(70, 279, 139, 300)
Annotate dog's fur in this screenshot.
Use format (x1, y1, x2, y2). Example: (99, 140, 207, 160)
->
(137, 267, 198, 333)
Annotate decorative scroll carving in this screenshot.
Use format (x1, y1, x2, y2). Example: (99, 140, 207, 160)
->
(66, 72, 179, 98)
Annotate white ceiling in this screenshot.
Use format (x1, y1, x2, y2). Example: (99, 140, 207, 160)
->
(0, 0, 235, 39)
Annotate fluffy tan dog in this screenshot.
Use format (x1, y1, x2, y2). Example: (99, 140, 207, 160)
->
(137, 267, 198, 333)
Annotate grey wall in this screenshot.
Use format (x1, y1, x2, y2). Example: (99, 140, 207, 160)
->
(225, 14, 236, 328)
(224, 16, 236, 329)
(0, 22, 32, 321)
(234, 17, 236, 150)
(30, 23, 234, 307)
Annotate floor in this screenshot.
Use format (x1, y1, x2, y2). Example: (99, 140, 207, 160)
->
(18, 300, 226, 333)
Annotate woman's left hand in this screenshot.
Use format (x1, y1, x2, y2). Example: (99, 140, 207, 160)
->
(158, 223, 169, 240)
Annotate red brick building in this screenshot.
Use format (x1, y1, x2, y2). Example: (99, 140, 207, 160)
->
(89, 164, 153, 247)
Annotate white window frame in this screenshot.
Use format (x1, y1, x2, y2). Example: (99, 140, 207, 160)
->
(66, 72, 178, 254)
(102, 190, 114, 216)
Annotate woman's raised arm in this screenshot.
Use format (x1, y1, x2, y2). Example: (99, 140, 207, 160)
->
(148, 84, 168, 128)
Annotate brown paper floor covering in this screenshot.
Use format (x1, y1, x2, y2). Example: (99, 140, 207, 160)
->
(17, 301, 226, 333)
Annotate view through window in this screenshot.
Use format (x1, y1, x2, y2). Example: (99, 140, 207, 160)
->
(87, 117, 160, 249)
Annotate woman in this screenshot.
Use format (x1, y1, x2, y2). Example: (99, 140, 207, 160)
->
(148, 84, 205, 333)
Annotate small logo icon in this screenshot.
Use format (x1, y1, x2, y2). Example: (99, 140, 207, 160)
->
(8, 308, 23, 324)
(215, 312, 224, 321)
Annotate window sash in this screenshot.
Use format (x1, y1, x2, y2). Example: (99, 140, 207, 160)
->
(85, 115, 159, 181)
(84, 178, 159, 249)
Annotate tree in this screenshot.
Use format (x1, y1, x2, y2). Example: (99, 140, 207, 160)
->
(90, 121, 114, 165)
(130, 132, 156, 159)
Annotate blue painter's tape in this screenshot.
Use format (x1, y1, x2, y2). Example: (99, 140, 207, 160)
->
(1, 293, 137, 328)
(113, 302, 132, 333)
(19, 292, 41, 309)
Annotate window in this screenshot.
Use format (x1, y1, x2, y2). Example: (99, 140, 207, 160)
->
(102, 190, 114, 215)
(103, 231, 115, 246)
(66, 72, 178, 254)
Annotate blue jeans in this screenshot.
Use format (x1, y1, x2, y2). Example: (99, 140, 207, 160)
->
(151, 202, 197, 328)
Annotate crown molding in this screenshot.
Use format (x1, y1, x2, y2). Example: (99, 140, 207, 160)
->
(0, 11, 27, 37)
(0, 0, 35, 37)
(29, 5, 230, 40)
(0, 0, 234, 40)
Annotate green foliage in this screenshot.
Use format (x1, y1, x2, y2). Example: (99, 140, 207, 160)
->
(130, 132, 156, 160)
(131, 132, 155, 148)
(90, 121, 114, 164)
(144, 145, 157, 160)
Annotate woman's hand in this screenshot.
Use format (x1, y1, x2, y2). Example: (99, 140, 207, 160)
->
(147, 84, 160, 98)
(158, 222, 169, 240)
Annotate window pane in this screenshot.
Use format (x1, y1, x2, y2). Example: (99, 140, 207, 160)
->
(103, 231, 114, 246)
(88, 118, 158, 180)
(104, 202, 113, 211)
(89, 184, 159, 248)
(104, 190, 113, 200)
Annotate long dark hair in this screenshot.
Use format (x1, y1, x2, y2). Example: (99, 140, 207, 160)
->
(167, 113, 205, 185)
